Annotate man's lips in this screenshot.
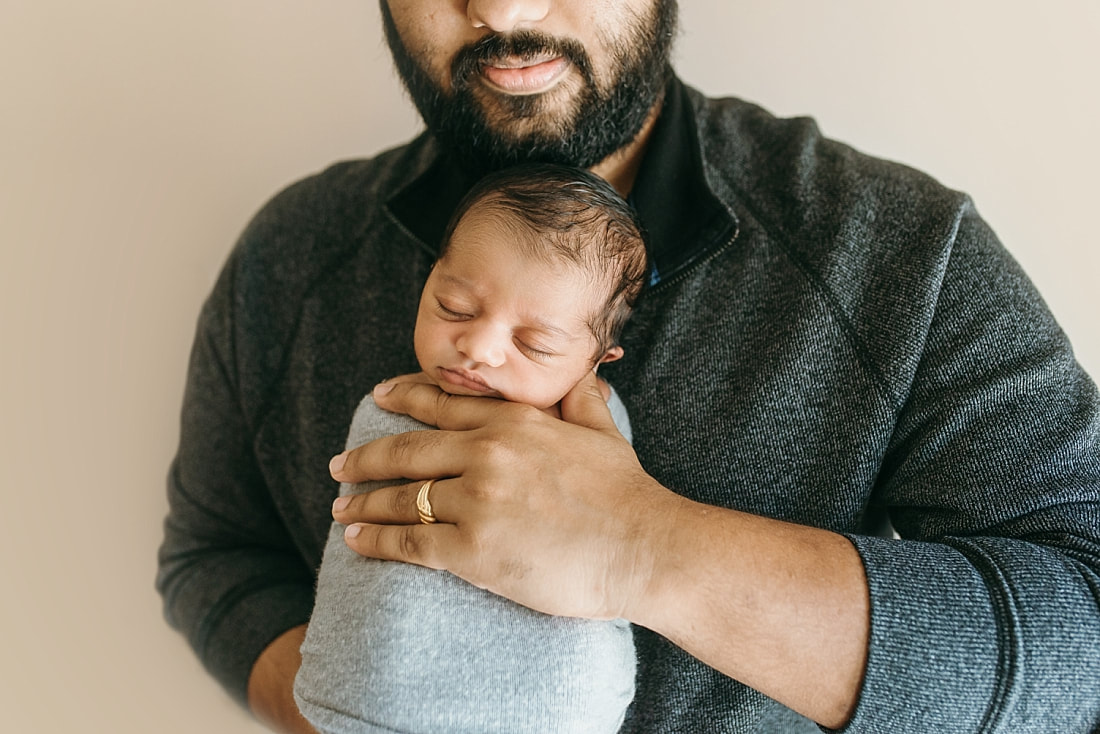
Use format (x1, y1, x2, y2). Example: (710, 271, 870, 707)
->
(438, 367, 495, 393)
(479, 55, 569, 94)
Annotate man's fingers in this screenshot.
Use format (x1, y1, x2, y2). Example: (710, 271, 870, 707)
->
(332, 427, 461, 484)
(372, 380, 504, 430)
(342, 521, 460, 570)
(378, 371, 437, 387)
(333, 478, 458, 525)
(560, 370, 619, 433)
(332, 380, 540, 484)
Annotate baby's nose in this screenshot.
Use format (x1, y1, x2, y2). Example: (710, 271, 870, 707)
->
(457, 324, 507, 367)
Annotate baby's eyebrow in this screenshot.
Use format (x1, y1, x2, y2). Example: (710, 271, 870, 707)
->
(524, 316, 581, 341)
(437, 272, 476, 290)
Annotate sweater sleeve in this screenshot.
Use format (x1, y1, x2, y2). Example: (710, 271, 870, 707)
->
(156, 250, 316, 706)
(839, 204, 1100, 732)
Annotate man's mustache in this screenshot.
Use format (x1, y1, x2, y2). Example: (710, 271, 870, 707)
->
(451, 31, 594, 88)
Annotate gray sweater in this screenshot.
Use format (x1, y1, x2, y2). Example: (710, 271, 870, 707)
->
(293, 394, 636, 733)
(157, 77, 1100, 732)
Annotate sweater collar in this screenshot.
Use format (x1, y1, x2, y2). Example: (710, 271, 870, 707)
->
(384, 76, 737, 281)
(630, 77, 738, 283)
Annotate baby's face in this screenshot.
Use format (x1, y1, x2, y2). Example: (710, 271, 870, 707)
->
(414, 208, 616, 409)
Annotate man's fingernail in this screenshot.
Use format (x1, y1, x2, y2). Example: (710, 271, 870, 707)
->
(345, 524, 362, 539)
(373, 382, 394, 397)
(329, 451, 348, 475)
(332, 496, 350, 513)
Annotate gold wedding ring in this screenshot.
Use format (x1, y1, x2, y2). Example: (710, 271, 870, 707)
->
(416, 479, 438, 524)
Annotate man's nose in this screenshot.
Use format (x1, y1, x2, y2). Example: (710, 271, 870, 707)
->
(456, 323, 507, 367)
(466, 0, 550, 33)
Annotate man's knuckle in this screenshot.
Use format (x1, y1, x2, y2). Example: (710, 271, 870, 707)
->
(433, 390, 458, 424)
(466, 479, 494, 503)
(509, 402, 542, 423)
(389, 431, 416, 462)
(341, 448, 362, 475)
(473, 433, 513, 465)
(399, 527, 430, 560)
(386, 485, 410, 516)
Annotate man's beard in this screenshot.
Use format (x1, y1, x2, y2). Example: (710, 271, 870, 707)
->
(379, 0, 678, 175)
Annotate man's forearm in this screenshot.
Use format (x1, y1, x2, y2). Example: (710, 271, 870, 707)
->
(336, 376, 871, 729)
(630, 496, 870, 729)
(248, 625, 318, 734)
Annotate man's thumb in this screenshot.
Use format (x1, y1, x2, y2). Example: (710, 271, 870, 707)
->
(560, 370, 617, 432)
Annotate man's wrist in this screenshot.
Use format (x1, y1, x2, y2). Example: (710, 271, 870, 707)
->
(614, 478, 690, 629)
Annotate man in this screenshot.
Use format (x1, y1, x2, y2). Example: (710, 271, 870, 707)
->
(158, 1, 1100, 732)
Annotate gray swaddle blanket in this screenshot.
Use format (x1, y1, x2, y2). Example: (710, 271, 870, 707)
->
(294, 390, 637, 734)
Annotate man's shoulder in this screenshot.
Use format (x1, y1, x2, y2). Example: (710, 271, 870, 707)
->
(688, 86, 967, 217)
(686, 85, 973, 268)
(234, 134, 435, 264)
(683, 86, 992, 406)
(212, 134, 436, 325)
(198, 135, 437, 401)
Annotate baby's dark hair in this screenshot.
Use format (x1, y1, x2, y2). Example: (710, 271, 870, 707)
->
(440, 163, 649, 357)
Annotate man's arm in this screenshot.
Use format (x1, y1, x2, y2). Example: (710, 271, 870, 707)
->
(330, 375, 868, 728)
(156, 254, 315, 711)
(330, 208, 1100, 731)
(249, 626, 318, 734)
(334, 330, 1100, 731)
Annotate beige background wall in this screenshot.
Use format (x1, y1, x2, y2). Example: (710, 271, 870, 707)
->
(2, 2, 1097, 731)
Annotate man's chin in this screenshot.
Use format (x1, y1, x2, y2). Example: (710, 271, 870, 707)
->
(431, 71, 649, 172)
(470, 80, 582, 129)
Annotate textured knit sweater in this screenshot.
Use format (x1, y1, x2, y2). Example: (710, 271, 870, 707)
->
(157, 77, 1100, 732)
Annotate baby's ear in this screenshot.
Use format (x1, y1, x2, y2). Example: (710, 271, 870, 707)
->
(597, 345, 624, 365)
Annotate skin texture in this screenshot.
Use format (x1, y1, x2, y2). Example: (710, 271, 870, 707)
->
(251, 1, 870, 730)
(414, 206, 622, 409)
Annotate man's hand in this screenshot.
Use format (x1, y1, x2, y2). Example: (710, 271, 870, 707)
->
(329, 370, 677, 622)
(330, 371, 870, 728)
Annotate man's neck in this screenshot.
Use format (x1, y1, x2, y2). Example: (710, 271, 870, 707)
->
(590, 95, 665, 198)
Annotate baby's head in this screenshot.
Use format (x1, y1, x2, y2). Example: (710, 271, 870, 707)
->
(414, 163, 648, 409)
